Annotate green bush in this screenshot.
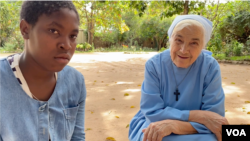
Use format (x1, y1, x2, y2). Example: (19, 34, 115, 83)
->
(232, 41, 243, 56)
(222, 40, 243, 57)
(2, 43, 17, 52)
(134, 40, 139, 47)
(207, 33, 223, 55)
(159, 47, 167, 52)
(76, 42, 93, 52)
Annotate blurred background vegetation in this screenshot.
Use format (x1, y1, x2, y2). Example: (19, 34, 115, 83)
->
(1, 0, 250, 61)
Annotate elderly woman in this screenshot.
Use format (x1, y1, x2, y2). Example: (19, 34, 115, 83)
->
(128, 15, 229, 141)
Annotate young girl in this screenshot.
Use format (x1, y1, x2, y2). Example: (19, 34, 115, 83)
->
(0, 1, 86, 141)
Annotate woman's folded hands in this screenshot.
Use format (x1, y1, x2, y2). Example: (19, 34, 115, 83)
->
(142, 110, 229, 141)
(189, 110, 229, 141)
(142, 119, 197, 141)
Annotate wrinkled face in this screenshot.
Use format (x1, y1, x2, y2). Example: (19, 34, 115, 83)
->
(170, 25, 204, 68)
(23, 8, 79, 72)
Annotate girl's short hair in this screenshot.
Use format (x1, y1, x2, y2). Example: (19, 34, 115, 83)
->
(20, 1, 79, 26)
(170, 19, 206, 48)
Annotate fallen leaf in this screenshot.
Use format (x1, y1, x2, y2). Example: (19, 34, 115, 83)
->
(106, 137, 116, 141)
(231, 82, 235, 84)
(126, 124, 129, 128)
(110, 98, 115, 100)
(247, 112, 250, 114)
(243, 107, 246, 109)
(240, 123, 250, 125)
(130, 106, 135, 108)
(86, 128, 92, 131)
(238, 95, 240, 97)
(124, 93, 129, 96)
(224, 77, 227, 79)
(91, 111, 94, 114)
(225, 110, 228, 112)
(138, 84, 141, 86)
(115, 116, 119, 118)
(106, 84, 109, 86)
(115, 82, 117, 83)
(245, 101, 250, 103)
(102, 81, 104, 83)
(94, 80, 96, 82)
(243, 110, 246, 112)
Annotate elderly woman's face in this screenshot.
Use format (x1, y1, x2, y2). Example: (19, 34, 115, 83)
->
(170, 25, 204, 68)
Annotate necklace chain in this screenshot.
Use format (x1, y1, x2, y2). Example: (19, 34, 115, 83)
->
(171, 62, 193, 89)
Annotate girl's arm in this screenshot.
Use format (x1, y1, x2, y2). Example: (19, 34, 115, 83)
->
(71, 75, 86, 141)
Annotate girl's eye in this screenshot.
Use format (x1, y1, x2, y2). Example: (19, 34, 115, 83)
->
(49, 29, 59, 34)
(71, 35, 77, 39)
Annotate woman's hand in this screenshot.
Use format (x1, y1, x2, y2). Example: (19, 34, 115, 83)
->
(189, 110, 229, 141)
(142, 120, 175, 141)
(202, 111, 229, 141)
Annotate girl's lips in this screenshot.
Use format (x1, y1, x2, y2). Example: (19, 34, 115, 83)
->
(178, 55, 189, 59)
(54, 57, 69, 64)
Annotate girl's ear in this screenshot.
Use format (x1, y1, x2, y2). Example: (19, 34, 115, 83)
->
(20, 19, 30, 39)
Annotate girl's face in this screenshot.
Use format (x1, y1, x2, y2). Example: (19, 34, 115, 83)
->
(22, 8, 79, 72)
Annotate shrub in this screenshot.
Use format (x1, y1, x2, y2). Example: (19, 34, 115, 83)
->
(232, 41, 243, 56)
(159, 47, 167, 52)
(76, 42, 93, 52)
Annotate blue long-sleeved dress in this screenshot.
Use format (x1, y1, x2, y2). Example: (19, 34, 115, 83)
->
(129, 49, 225, 141)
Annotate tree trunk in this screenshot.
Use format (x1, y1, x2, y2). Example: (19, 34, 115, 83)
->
(88, 19, 95, 46)
(87, 2, 95, 46)
(183, 0, 189, 15)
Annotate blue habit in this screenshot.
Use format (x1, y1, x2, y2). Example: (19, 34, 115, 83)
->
(128, 49, 225, 141)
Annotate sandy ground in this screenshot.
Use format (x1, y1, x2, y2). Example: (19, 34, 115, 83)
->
(1, 52, 250, 141)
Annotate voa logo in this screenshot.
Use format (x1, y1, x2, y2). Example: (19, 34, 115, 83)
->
(226, 129, 246, 136)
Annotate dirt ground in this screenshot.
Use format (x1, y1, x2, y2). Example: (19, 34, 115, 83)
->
(1, 52, 250, 141)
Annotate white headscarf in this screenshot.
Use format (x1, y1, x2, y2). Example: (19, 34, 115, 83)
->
(168, 15, 213, 45)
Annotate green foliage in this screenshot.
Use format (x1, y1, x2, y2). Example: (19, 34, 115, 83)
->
(134, 40, 139, 47)
(223, 40, 243, 57)
(76, 42, 93, 52)
(73, 1, 130, 45)
(207, 33, 224, 55)
(130, 1, 205, 18)
(219, 10, 250, 45)
(140, 16, 173, 50)
(1, 43, 22, 53)
(0, 2, 11, 46)
(159, 47, 167, 52)
(213, 54, 250, 61)
(0, 1, 22, 47)
(95, 29, 123, 45)
(1, 0, 250, 57)
(232, 41, 243, 56)
(94, 46, 157, 52)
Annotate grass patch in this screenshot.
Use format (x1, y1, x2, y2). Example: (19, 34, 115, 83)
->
(213, 53, 250, 61)
(74, 50, 94, 53)
(93, 47, 158, 52)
